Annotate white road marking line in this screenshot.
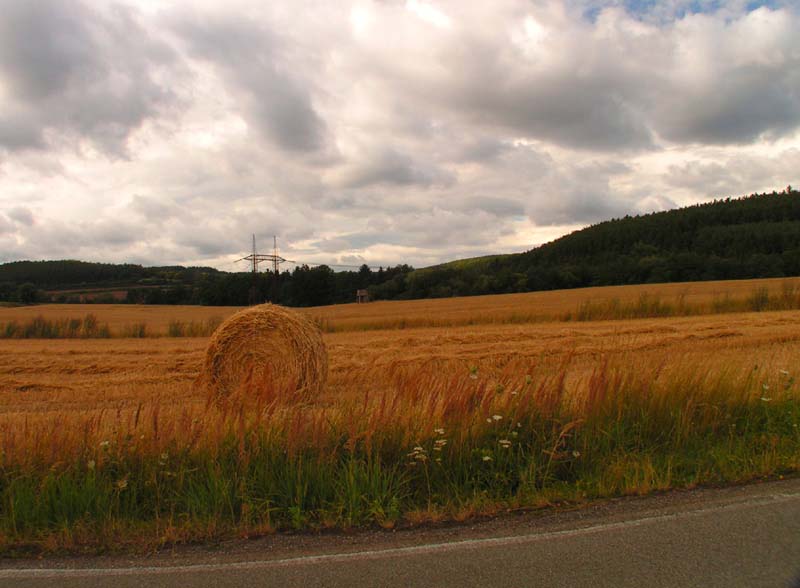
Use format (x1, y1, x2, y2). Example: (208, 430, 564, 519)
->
(2, 491, 798, 579)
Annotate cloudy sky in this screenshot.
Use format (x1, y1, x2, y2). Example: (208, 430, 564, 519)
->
(1, 0, 799, 270)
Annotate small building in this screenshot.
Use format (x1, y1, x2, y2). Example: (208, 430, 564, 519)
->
(356, 289, 369, 303)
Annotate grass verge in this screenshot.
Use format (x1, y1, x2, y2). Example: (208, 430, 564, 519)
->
(0, 356, 797, 554)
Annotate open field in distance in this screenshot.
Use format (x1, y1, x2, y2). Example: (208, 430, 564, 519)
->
(1, 276, 799, 335)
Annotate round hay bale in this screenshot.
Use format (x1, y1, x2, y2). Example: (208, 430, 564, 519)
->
(200, 303, 327, 405)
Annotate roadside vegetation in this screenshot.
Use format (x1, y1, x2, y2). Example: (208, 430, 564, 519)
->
(1, 278, 798, 554)
(1, 354, 797, 553)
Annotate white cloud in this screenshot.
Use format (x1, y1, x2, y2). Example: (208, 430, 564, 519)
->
(0, 0, 798, 269)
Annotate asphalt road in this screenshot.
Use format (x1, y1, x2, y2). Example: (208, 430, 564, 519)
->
(3, 478, 800, 588)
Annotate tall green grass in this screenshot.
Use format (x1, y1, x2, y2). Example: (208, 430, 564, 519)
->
(563, 282, 800, 323)
(0, 314, 111, 339)
(1, 358, 797, 553)
(167, 317, 223, 337)
(0, 315, 222, 339)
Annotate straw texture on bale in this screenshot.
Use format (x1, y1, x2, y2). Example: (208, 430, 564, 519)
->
(201, 304, 327, 404)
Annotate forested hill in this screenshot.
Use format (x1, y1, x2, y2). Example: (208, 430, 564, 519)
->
(2, 189, 798, 306)
(0, 258, 414, 306)
(370, 189, 800, 300)
(0, 260, 219, 289)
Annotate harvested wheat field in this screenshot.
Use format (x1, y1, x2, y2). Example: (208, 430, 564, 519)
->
(1, 275, 799, 335)
(3, 308, 799, 417)
(0, 279, 798, 553)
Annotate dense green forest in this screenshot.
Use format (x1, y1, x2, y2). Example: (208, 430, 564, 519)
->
(369, 189, 800, 300)
(0, 259, 413, 307)
(2, 189, 798, 306)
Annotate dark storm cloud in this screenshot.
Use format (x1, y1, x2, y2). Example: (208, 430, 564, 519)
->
(459, 196, 525, 217)
(450, 69, 654, 151)
(315, 206, 519, 253)
(456, 138, 511, 163)
(384, 30, 656, 152)
(522, 159, 636, 224)
(643, 6, 800, 145)
(374, 4, 800, 151)
(7, 207, 34, 226)
(0, 112, 45, 151)
(0, 0, 95, 102)
(175, 232, 235, 257)
(313, 237, 354, 254)
(0, 0, 177, 154)
(654, 64, 800, 145)
(2, 1, 800, 269)
(129, 195, 182, 223)
(333, 148, 454, 189)
(173, 15, 327, 153)
(0, 215, 13, 235)
(664, 160, 741, 194)
(665, 149, 800, 196)
(527, 186, 634, 226)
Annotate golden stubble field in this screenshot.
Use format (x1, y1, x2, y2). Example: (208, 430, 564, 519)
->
(2, 278, 799, 427)
(1, 276, 799, 334)
(2, 278, 799, 552)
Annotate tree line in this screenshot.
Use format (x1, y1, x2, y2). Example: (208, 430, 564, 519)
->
(0, 261, 414, 307)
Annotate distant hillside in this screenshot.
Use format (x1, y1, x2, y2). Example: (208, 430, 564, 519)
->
(370, 189, 800, 300)
(3, 189, 798, 306)
(0, 258, 413, 307)
(0, 260, 220, 289)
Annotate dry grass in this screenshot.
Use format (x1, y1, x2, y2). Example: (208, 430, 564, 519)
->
(200, 304, 327, 406)
(0, 279, 798, 552)
(2, 308, 798, 423)
(309, 276, 800, 331)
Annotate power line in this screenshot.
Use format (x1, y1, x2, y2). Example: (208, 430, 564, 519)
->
(234, 235, 288, 274)
(234, 235, 289, 305)
(235, 236, 390, 272)
(286, 260, 386, 271)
